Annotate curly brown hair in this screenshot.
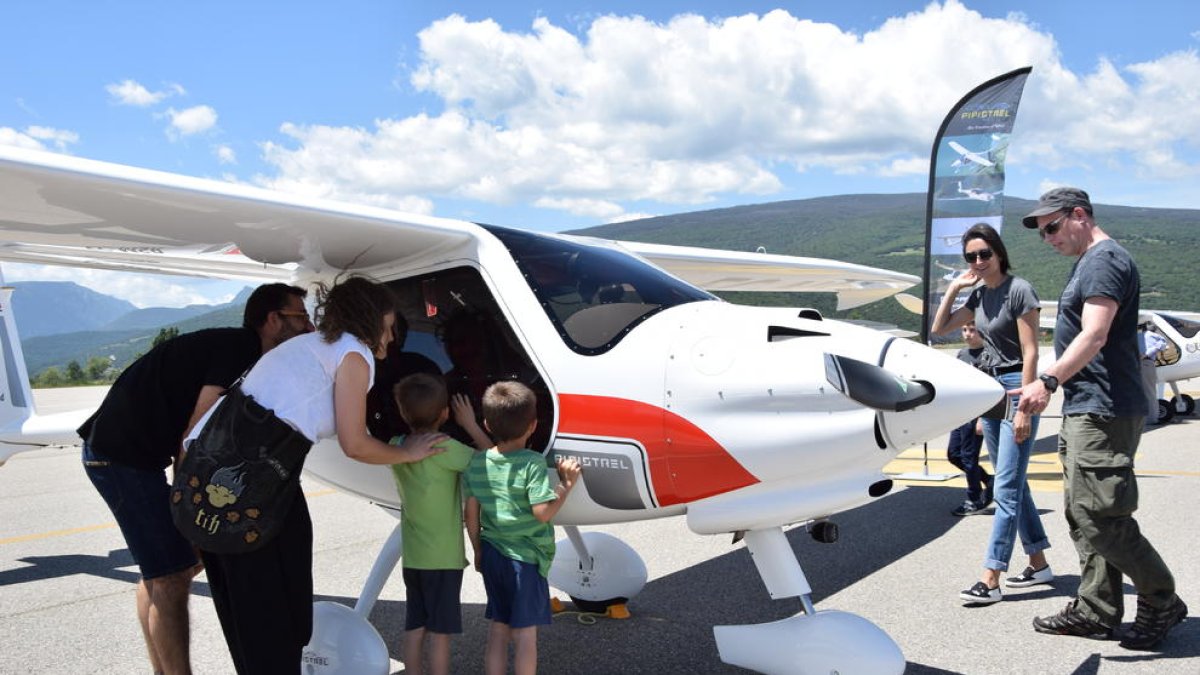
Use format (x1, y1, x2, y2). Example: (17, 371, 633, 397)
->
(315, 276, 398, 352)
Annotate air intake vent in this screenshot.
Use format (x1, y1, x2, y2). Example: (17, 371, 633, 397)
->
(767, 326, 829, 342)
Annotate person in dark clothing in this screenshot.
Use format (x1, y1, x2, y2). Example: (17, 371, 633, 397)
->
(79, 283, 312, 675)
(366, 311, 440, 441)
(1018, 187, 1187, 650)
(946, 321, 993, 516)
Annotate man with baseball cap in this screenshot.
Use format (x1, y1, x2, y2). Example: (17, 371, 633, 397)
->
(1013, 187, 1186, 649)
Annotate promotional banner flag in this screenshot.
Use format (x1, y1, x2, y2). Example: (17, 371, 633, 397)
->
(920, 67, 1031, 344)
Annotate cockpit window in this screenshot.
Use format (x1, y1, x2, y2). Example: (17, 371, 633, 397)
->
(1160, 314, 1200, 339)
(482, 225, 715, 354)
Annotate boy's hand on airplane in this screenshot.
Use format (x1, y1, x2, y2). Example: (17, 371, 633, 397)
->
(556, 457, 582, 488)
(451, 393, 478, 428)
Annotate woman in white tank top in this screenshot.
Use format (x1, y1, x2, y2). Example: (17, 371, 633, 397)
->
(195, 276, 445, 674)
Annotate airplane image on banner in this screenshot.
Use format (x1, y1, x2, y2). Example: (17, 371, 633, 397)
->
(0, 146, 1003, 675)
(947, 139, 995, 171)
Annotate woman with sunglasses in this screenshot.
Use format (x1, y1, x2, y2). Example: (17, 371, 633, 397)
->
(932, 222, 1052, 605)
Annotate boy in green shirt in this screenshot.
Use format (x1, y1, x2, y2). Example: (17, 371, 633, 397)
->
(390, 373, 491, 675)
(464, 381, 582, 675)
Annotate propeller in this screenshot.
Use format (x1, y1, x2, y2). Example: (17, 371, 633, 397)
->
(824, 353, 935, 412)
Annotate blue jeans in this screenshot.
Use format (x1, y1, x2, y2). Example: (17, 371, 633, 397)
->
(82, 441, 197, 579)
(946, 418, 987, 503)
(981, 371, 1050, 571)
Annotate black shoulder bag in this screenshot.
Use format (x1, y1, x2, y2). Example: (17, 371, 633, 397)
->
(170, 383, 312, 554)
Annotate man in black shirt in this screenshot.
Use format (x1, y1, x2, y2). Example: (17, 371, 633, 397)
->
(1016, 188, 1186, 650)
(79, 283, 312, 675)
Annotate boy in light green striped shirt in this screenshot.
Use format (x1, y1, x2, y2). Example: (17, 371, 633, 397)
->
(464, 381, 581, 675)
(390, 373, 492, 675)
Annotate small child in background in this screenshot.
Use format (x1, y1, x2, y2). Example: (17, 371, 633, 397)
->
(947, 321, 993, 516)
(464, 381, 581, 675)
(390, 373, 491, 675)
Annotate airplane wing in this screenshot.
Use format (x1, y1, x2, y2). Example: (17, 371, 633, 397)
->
(1, 146, 918, 311)
(599, 240, 918, 310)
(0, 145, 479, 278)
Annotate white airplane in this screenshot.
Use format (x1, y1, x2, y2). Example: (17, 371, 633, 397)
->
(947, 139, 996, 172)
(0, 146, 1002, 675)
(955, 181, 997, 203)
(1037, 302, 1200, 422)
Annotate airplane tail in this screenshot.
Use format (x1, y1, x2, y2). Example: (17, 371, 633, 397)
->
(0, 286, 35, 432)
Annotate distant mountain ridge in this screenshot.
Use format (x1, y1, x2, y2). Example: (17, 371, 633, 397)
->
(569, 193, 1200, 332)
(13, 282, 251, 375)
(9, 281, 138, 338)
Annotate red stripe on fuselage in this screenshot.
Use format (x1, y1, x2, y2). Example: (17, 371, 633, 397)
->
(557, 394, 758, 506)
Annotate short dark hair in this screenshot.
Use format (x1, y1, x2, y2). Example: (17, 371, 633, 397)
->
(962, 222, 1012, 274)
(482, 381, 537, 442)
(393, 373, 448, 431)
(316, 276, 398, 352)
(243, 283, 307, 330)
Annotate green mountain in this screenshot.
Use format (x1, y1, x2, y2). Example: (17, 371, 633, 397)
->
(9, 281, 138, 337)
(21, 297, 247, 376)
(569, 194, 1200, 333)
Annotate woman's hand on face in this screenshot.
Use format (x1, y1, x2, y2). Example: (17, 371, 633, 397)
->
(952, 269, 981, 291)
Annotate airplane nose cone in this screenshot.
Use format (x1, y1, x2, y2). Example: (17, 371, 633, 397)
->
(877, 338, 1003, 450)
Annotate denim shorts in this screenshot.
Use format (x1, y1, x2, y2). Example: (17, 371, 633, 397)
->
(82, 441, 198, 579)
(402, 567, 464, 633)
(480, 540, 550, 628)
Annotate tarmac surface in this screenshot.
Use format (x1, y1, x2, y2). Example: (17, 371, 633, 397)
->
(1, 384, 1198, 674)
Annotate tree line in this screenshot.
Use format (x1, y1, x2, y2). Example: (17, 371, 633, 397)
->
(31, 327, 179, 388)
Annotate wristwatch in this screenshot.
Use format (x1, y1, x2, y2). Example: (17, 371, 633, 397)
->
(1038, 374, 1059, 394)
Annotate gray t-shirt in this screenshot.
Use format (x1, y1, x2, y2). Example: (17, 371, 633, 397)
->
(1054, 239, 1145, 417)
(964, 275, 1040, 370)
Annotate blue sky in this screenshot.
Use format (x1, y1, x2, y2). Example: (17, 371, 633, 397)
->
(2, 1, 1198, 306)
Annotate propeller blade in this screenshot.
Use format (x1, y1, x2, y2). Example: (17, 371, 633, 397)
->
(824, 354, 935, 412)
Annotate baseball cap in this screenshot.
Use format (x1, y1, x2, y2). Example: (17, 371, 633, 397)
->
(1022, 187, 1093, 228)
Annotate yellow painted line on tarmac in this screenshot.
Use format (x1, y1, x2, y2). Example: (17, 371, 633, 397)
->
(0, 487, 338, 546)
(0, 522, 116, 545)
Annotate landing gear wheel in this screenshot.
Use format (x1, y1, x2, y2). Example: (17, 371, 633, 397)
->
(1172, 393, 1195, 416)
(1157, 399, 1175, 424)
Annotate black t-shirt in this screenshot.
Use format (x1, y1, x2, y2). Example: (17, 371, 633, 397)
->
(77, 327, 262, 470)
(1054, 239, 1145, 417)
(366, 351, 441, 441)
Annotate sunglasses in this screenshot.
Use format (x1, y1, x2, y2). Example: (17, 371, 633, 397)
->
(276, 309, 312, 322)
(1040, 211, 1070, 239)
(963, 248, 994, 263)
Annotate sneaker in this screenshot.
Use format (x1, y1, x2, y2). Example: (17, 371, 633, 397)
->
(1032, 600, 1114, 639)
(1006, 565, 1054, 588)
(980, 474, 995, 507)
(1119, 595, 1188, 650)
(951, 499, 986, 517)
(960, 581, 1001, 605)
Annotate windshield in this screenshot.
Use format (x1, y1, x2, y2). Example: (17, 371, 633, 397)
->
(483, 225, 715, 354)
(1160, 313, 1200, 339)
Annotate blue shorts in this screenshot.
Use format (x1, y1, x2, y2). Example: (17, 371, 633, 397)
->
(480, 540, 551, 628)
(402, 567, 464, 634)
(82, 441, 197, 580)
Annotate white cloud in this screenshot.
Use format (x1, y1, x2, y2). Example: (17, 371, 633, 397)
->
(166, 105, 218, 137)
(106, 79, 184, 107)
(215, 144, 237, 164)
(3, 264, 241, 308)
(256, 1, 1200, 217)
(0, 125, 78, 152)
(533, 196, 626, 218)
